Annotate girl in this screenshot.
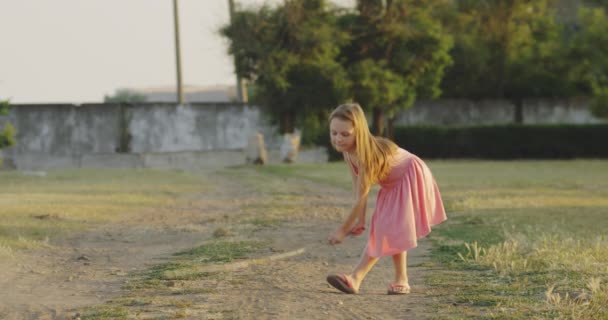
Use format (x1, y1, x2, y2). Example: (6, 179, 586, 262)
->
(326, 103, 447, 295)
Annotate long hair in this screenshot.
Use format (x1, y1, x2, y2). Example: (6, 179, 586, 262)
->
(329, 103, 398, 187)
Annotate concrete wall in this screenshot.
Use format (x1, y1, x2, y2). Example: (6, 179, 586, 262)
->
(395, 97, 601, 126)
(0, 103, 287, 170)
(0, 98, 603, 170)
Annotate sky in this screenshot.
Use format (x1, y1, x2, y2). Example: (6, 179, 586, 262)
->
(0, 0, 353, 104)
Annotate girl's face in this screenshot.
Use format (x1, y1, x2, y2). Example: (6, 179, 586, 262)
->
(330, 118, 356, 153)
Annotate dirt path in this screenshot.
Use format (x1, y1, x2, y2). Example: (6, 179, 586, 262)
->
(1, 168, 439, 319)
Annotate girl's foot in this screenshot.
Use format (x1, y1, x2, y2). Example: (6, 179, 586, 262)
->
(326, 274, 360, 294)
(387, 282, 410, 295)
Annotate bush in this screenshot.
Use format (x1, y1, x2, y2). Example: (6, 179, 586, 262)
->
(0, 100, 15, 150)
(591, 86, 608, 119)
(393, 124, 608, 159)
(0, 123, 16, 149)
(299, 113, 344, 161)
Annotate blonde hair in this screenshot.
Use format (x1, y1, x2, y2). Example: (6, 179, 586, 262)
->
(329, 103, 398, 187)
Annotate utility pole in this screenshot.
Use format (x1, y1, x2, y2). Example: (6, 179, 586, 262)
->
(228, 0, 248, 103)
(173, 0, 185, 104)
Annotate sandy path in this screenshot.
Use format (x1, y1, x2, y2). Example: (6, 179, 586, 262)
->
(0, 168, 438, 319)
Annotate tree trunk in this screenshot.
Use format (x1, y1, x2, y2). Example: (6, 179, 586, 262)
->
(280, 111, 296, 134)
(513, 99, 524, 124)
(387, 116, 396, 140)
(372, 107, 384, 136)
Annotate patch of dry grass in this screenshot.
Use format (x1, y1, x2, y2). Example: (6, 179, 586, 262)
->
(424, 160, 608, 319)
(250, 160, 608, 318)
(0, 169, 209, 251)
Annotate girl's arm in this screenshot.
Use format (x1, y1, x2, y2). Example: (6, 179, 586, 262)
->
(345, 175, 370, 231)
(349, 167, 368, 232)
(329, 166, 370, 245)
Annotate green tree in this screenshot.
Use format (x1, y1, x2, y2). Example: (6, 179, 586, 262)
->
(441, 0, 576, 121)
(221, 0, 351, 133)
(339, 0, 453, 136)
(591, 86, 608, 118)
(585, 0, 608, 9)
(0, 100, 16, 164)
(104, 89, 147, 103)
(567, 7, 608, 118)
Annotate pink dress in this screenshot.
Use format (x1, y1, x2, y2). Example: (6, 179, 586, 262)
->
(347, 148, 447, 257)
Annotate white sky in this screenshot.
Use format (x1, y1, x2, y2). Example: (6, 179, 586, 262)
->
(0, 0, 353, 103)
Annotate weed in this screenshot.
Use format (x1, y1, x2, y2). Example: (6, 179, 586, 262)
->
(173, 240, 262, 263)
(80, 306, 128, 320)
(212, 227, 232, 238)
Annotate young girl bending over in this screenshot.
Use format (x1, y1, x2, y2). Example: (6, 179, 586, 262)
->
(326, 103, 447, 295)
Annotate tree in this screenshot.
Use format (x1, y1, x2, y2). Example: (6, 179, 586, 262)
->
(104, 89, 147, 103)
(441, 0, 575, 120)
(567, 7, 608, 118)
(585, 0, 608, 10)
(221, 0, 351, 134)
(590, 86, 608, 118)
(0, 100, 16, 167)
(439, 1, 608, 121)
(339, 0, 453, 136)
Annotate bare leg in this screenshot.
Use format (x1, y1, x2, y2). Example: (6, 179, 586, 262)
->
(391, 251, 409, 286)
(344, 250, 379, 292)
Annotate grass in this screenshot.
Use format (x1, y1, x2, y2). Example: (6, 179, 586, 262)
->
(238, 159, 608, 319)
(425, 160, 608, 319)
(0, 169, 209, 253)
(4, 160, 607, 318)
(134, 240, 264, 283)
(84, 240, 265, 319)
(80, 306, 129, 320)
(218, 166, 332, 227)
(251, 163, 353, 190)
(173, 240, 264, 263)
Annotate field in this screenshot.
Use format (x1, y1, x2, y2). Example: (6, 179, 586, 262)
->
(1, 160, 607, 319)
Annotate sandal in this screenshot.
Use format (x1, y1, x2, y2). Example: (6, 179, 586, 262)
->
(327, 274, 357, 294)
(387, 283, 411, 295)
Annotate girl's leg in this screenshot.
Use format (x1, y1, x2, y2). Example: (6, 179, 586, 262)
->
(345, 251, 379, 291)
(391, 251, 409, 286)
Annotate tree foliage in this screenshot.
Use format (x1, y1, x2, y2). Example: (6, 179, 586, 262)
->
(340, 0, 453, 135)
(221, 0, 608, 134)
(104, 89, 147, 103)
(440, 1, 608, 120)
(221, 0, 351, 133)
(0, 100, 16, 150)
(441, 0, 574, 100)
(568, 7, 608, 118)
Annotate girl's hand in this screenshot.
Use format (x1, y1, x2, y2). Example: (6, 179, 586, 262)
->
(328, 227, 348, 245)
(349, 220, 366, 236)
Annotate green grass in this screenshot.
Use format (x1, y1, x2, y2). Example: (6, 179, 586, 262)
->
(422, 161, 608, 319)
(83, 240, 265, 318)
(239, 159, 608, 319)
(80, 306, 129, 320)
(134, 240, 264, 284)
(173, 240, 263, 263)
(5, 160, 608, 319)
(0, 169, 209, 253)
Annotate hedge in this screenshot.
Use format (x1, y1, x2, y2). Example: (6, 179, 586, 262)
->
(317, 124, 608, 160)
(393, 124, 608, 159)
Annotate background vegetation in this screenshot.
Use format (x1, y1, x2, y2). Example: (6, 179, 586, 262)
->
(0, 169, 208, 256)
(0, 100, 15, 150)
(254, 160, 608, 319)
(3, 162, 606, 318)
(222, 0, 608, 137)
